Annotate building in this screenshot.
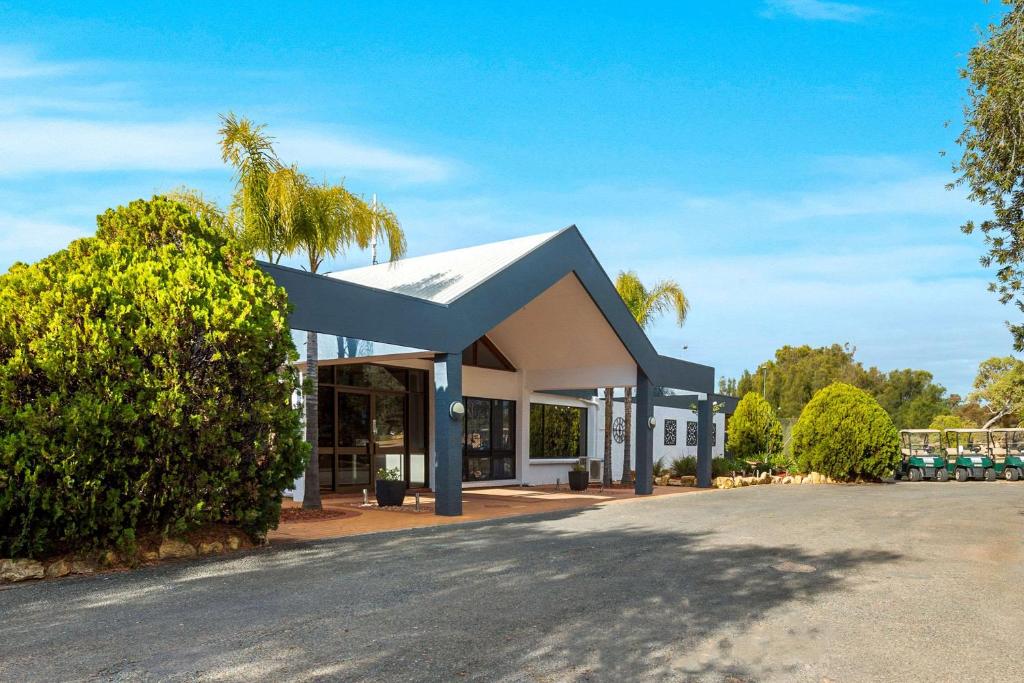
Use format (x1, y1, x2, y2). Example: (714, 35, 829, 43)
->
(260, 226, 725, 516)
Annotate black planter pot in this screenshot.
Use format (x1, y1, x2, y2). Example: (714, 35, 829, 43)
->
(568, 470, 589, 492)
(375, 480, 407, 507)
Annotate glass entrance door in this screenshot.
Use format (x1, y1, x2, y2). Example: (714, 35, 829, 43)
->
(335, 392, 371, 489)
(372, 393, 407, 481)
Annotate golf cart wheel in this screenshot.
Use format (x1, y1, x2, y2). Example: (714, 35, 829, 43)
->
(936, 468, 949, 482)
(985, 468, 997, 482)
(1007, 468, 1021, 482)
(955, 468, 969, 482)
(908, 468, 922, 482)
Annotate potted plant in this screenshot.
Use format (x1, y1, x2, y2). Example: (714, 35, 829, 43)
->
(568, 463, 589, 491)
(375, 467, 407, 507)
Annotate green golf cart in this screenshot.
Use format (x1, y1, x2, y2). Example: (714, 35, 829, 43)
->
(895, 429, 948, 481)
(942, 429, 997, 482)
(990, 428, 1024, 481)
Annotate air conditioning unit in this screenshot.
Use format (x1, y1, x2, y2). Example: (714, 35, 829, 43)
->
(588, 459, 603, 482)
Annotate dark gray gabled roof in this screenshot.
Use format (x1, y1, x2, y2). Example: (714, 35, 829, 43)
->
(259, 226, 714, 393)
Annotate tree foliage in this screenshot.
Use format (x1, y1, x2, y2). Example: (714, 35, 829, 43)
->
(968, 355, 1024, 427)
(929, 414, 977, 431)
(791, 383, 900, 481)
(726, 392, 784, 460)
(736, 343, 950, 428)
(0, 197, 307, 558)
(953, 2, 1024, 349)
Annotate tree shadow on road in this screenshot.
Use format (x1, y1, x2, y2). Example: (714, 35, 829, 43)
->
(0, 503, 903, 682)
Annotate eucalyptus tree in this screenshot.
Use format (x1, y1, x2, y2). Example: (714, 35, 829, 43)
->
(953, 3, 1024, 349)
(284, 172, 406, 509)
(613, 270, 689, 484)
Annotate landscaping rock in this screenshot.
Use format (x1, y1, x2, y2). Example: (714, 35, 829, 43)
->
(758, 472, 771, 483)
(70, 559, 96, 575)
(714, 477, 735, 489)
(782, 476, 794, 485)
(198, 541, 224, 555)
(142, 549, 160, 562)
(159, 539, 197, 560)
(801, 475, 814, 484)
(0, 558, 45, 582)
(44, 558, 71, 579)
(101, 550, 119, 566)
(678, 475, 696, 487)
(226, 535, 242, 551)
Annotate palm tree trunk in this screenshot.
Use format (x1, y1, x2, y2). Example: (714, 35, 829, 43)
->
(603, 387, 613, 486)
(303, 330, 322, 510)
(622, 385, 634, 484)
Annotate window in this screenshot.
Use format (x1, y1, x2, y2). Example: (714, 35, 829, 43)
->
(462, 336, 515, 371)
(463, 397, 516, 481)
(530, 403, 587, 459)
(664, 419, 677, 446)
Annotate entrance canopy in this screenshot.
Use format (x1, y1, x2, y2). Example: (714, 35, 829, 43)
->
(260, 226, 713, 395)
(260, 226, 720, 514)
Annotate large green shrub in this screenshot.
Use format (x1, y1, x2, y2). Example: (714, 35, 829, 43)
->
(791, 382, 899, 480)
(0, 197, 307, 558)
(726, 392, 784, 460)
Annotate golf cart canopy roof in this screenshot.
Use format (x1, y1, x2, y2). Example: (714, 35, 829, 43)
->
(989, 428, 1024, 432)
(945, 429, 990, 433)
(900, 429, 941, 433)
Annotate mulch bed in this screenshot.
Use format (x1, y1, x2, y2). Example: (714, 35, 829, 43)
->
(279, 507, 357, 523)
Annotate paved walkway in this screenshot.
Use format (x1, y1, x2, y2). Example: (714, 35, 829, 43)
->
(2, 482, 1023, 681)
(270, 484, 701, 542)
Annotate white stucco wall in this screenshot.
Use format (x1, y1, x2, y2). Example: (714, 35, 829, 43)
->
(596, 401, 726, 482)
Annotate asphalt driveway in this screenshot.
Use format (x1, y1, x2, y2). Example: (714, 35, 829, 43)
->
(2, 482, 1022, 682)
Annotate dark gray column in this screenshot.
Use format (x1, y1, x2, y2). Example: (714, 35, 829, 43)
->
(433, 353, 463, 516)
(634, 368, 654, 495)
(697, 398, 713, 488)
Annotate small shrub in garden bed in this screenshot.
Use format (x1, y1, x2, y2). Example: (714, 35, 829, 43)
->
(791, 382, 899, 481)
(671, 456, 697, 477)
(726, 392, 784, 460)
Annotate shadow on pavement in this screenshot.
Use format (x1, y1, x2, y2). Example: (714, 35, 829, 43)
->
(0, 503, 903, 682)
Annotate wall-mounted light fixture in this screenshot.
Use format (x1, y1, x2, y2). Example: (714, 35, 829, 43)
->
(648, 416, 657, 430)
(449, 400, 465, 420)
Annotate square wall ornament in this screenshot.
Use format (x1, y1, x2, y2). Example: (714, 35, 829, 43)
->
(664, 419, 677, 446)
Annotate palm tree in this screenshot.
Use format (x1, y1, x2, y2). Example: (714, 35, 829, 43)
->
(217, 114, 406, 510)
(614, 270, 689, 484)
(285, 173, 406, 509)
(218, 113, 286, 261)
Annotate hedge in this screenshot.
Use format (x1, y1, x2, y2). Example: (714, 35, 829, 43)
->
(791, 382, 899, 480)
(0, 197, 308, 558)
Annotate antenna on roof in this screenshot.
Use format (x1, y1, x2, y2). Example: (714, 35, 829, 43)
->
(370, 193, 379, 265)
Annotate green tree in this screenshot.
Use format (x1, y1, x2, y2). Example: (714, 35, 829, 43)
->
(737, 343, 950, 426)
(952, 2, 1024, 349)
(0, 197, 307, 558)
(718, 376, 738, 396)
(219, 113, 285, 260)
(872, 368, 949, 429)
(284, 173, 406, 509)
(791, 382, 900, 481)
(969, 356, 1024, 427)
(736, 344, 864, 418)
(613, 271, 689, 484)
(726, 392, 784, 460)
(929, 414, 977, 431)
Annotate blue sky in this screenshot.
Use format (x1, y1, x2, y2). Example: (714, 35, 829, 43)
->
(0, 0, 1010, 395)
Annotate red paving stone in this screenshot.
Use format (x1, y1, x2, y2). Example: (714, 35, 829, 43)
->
(269, 484, 708, 543)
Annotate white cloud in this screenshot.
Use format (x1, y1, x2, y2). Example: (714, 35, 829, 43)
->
(0, 118, 454, 183)
(0, 47, 80, 80)
(761, 0, 877, 23)
(0, 213, 90, 265)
